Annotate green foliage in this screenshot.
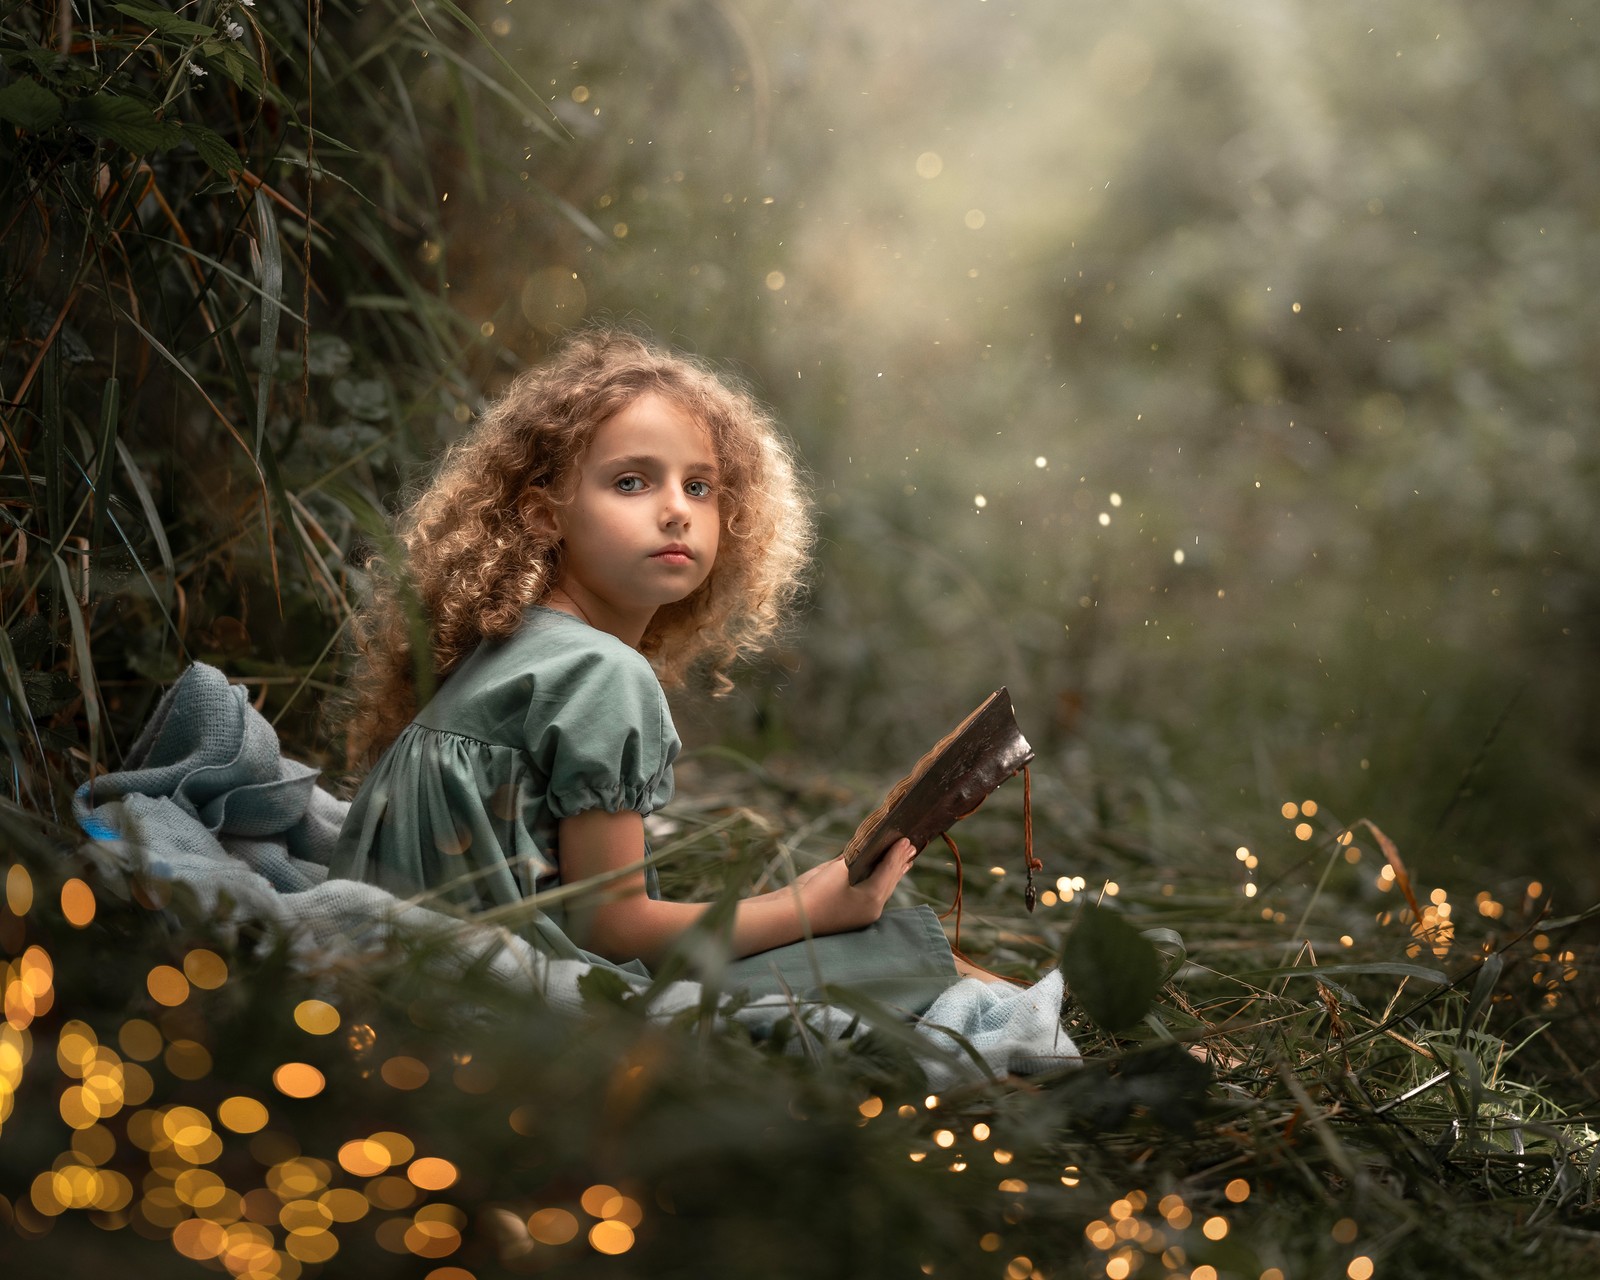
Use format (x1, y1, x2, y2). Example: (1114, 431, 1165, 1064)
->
(4, 754, 1600, 1277)
(1059, 903, 1163, 1033)
(0, 0, 554, 798)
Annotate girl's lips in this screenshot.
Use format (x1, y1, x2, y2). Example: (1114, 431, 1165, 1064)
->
(651, 546, 693, 563)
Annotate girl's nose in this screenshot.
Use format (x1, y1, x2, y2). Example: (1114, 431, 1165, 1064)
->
(661, 485, 692, 526)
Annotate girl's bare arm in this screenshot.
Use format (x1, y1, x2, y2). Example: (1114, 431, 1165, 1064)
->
(557, 808, 917, 967)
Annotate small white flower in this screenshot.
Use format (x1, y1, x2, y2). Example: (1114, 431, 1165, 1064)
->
(224, 20, 243, 38)
(240, 0, 254, 6)
(187, 60, 208, 77)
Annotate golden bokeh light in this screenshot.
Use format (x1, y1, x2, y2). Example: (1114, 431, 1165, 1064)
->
(272, 1062, 326, 1099)
(293, 1000, 340, 1036)
(579, 1183, 620, 1217)
(183, 949, 229, 990)
(370, 1130, 416, 1164)
(60, 878, 96, 927)
(338, 1139, 392, 1178)
(1280, 802, 1298, 819)
(217, 1095, 269, 1134)
(589, 1219, 635, 1255)
(5, 863, 33, 914)
(146, 965, 189, 1007)
(1331, 1217, 1358, 1243)
(858, 1095, 883, 1119)
(1348, 1258, 1375, 1280)
(1202, 1215, 1228, 1240)
(527, 1207, 580, 1245)
(1225, 1178, 1250, 1202)
(118, 1018, 163, 1061)
(165, 1039, 213, 1081)
(407, 1157, 458, 1191)
(381, 1056, 430, 1090)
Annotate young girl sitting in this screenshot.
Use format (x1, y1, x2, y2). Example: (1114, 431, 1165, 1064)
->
(331, 328, 960, 1010)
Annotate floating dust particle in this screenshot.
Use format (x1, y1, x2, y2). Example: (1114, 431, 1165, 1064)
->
(765, 271, 785, 291)
(916, 152, 943, 178)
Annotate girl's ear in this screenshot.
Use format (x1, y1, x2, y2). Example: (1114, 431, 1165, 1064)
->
(519, 488, 561, 539)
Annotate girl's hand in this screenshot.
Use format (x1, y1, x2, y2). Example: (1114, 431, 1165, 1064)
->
(794, 838, 918, 935)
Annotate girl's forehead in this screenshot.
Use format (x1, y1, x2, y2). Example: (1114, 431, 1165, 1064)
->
(588, 391, 716, 460)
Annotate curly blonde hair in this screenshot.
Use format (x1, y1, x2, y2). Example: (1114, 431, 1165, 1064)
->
(343, 327, 814, 766)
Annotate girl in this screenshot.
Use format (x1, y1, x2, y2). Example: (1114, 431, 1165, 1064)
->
(332, 329, 958, 1008)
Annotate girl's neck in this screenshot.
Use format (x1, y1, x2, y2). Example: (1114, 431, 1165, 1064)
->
(543, 587, 650, 648)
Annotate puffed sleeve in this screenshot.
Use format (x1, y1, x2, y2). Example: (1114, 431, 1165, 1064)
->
(522, 643, 680, 821)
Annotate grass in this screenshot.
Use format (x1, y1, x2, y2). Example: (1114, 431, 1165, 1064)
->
(2, 727, 1597, 1279)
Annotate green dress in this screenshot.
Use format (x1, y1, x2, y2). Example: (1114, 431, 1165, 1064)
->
(332, 606, 956, 1010)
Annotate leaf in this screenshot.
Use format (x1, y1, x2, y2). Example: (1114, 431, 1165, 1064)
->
(1059, 902, 1164, 1032)
(1464, 953, 1504, 1030)
(112, 3, 217, 39)
(1141, 925, 1188, 984)
(114, 438, 176, 601)
(66, 94, 183, 156)
(53, 555, 101, 777)
(182, 123, 239, 177)
(1360, 817, 1424, 922)
(22, 669, 78, 718)
(0, 77, 63, 131)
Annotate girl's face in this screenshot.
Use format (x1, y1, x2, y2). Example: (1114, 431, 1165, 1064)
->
(550, 392, 721, 645)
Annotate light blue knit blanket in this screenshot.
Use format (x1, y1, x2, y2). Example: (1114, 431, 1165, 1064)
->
(74, 663, 1077, 1087)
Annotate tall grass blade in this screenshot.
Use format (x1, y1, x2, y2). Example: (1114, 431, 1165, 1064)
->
(250, 187, 285, 459)
(53, 554, 101, 783)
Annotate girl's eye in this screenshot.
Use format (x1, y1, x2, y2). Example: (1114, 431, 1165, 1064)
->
(615, 476, 646, 493)
(686, 479, 713, 499)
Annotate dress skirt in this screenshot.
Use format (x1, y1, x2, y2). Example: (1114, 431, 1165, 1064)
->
(711, 905, 957, 1015)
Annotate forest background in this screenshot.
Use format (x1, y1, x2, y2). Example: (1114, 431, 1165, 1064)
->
(2, 0, 1598, 1276)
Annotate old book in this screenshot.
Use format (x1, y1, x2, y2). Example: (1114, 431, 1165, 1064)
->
(842, 688, 1035, 885)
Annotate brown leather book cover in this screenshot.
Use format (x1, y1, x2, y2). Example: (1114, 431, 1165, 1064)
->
(842, 688, 1035, 885)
